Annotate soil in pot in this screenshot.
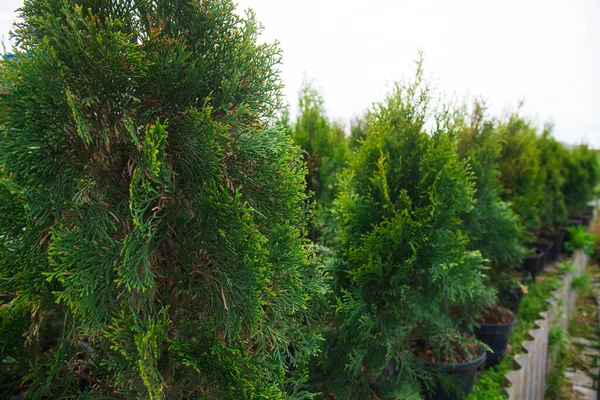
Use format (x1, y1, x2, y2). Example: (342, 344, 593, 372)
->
(414, 339, 486, 400)
(474, 305, 516, 367)
(522, 248, 544, 281)
(531, 239, 553, 271)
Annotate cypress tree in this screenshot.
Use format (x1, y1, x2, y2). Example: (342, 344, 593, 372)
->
(496, 111, 544, 240)
(536, 126, 568, 232)
(287, 79, 349, 243)
(0, 1, 327, 398)
(457, 101, 524, 293)
(321, 62, 494, 399)
(563, 144, 600, 216)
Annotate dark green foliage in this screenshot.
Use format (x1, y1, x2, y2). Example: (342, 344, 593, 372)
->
(457, 101, 524, 288)
(286, 79, 349, 242)
(321, 62, 494, 399)
(563, 144, 600, 216)
(496, 111, 544, 240)
(0, 1, 327, 398)
(537, 126, 568, 231)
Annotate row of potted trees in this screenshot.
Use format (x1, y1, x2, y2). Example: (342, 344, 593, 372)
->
(0, 2, 598, 399)
(285, 62, 599, 397)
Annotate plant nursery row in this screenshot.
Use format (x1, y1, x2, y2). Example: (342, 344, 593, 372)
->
(0, 1, 599, 399)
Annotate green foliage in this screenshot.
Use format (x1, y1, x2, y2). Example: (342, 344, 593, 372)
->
(321, 60, 494, 399)
(496, 110, 544, 240)
(565, 226, 597, 255)
(545, 326, 571, 400)
(457, 100, 524, 290)
(348, 113, 368, 151)
(563, 144, 600, 216)
(536, 126, 568, 231)
(0, 1, 327, 398)
(571, 274, 590, 291)
(285, 79, 349, 242)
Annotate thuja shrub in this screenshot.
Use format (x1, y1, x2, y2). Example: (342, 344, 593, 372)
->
(321, 63, 494, 399)
(457, 101, 524, 288)
(536, 127, 568, 232)
(563, 144, 600, 216)
(286, 79, 349, 242)
(0, 1, 327, 398)
(496, 112, 544, 240)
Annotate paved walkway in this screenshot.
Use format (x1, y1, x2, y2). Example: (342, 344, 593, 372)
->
(563, 279, 600, 400)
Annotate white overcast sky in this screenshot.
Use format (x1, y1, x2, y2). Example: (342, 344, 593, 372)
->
(2, 0, 599, 147)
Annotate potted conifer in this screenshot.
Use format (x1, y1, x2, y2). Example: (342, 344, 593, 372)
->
(456, 101, 523, 366)
(536, 128, 568, 262)
(320, 60, 494, 400)
(496, 111, 546, 280)
(0, 1, 327, 398)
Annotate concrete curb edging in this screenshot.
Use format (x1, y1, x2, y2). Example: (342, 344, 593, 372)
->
(503, 250, 588, 400)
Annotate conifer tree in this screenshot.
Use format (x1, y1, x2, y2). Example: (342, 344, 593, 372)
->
(0, 1, 327, 398)
(321, 62, 494, 399)
(496, 112, 544, 240)
(563, 144, 600, 216)
(287, 79, 349, 242)
(536, 126, 568, 232)
(457, 101, 524, 290)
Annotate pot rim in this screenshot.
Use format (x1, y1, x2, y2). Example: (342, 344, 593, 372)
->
(423, 349, 486, 370)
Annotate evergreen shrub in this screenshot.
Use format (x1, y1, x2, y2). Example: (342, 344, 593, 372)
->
(321, 61, 494, 399)
(0, 1, 327, 398)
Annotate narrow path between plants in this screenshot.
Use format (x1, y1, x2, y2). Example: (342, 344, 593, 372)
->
(547, 264, 600, 399)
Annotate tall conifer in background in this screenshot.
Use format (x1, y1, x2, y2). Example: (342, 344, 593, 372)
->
(563, 144, 600, 216)
(536, 126, 568, 233)
(286, 80, 349, 242)
(457, 101, 524, 301)
(496, 112, 544, 241)
(0, 1, 327, 398)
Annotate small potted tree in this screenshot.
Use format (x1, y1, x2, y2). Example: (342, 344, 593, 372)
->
(457, 101, 523, 366)
(320, 60, 494, 399)
(497, 111, 545, 280)
(536, 128, 568, 262)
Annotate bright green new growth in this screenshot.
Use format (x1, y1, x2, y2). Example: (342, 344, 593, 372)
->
(322, 61, 494, 399)
(457, 101, 524, 289)
(0, 1, 327, 398)
(496, 111, 544, 240)
(285, 79, 349, 242)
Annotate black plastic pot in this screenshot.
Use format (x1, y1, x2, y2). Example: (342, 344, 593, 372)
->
(541, 229, 566, 262)
(424, 350, 486, 400)
(474, 310, 516, 367)
(522, 249, 544, 281)
(531, 240, 553, 271)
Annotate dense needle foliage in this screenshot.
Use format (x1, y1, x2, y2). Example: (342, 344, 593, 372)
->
(497, 112, 544, 240)
(563, 144, 600, 216)
(320, 63, 494, 399)
(536, 127, 568, 232)
(285, 80, 349, 242)
(457, 102, 524, 288)
(0, 1, 327, 398)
